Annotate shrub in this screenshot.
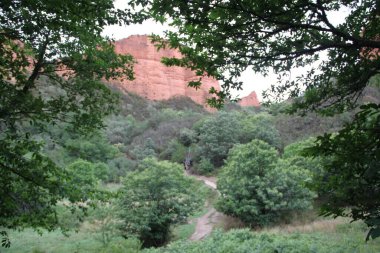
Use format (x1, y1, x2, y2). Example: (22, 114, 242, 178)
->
(194, 157, 214, 175)
(118, 158, 202, 247)
(107, 156, 136, 183)
(129, 138, 157, 160)
(159, 139, 187, 164)
(178, 128, 197, 147)
(217, 140, 315, 226)
(145, 229, 374, 253)
(195, 111, 242, 167)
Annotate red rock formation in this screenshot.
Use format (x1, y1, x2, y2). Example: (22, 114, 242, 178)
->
(108, 35, 220, 108)
(238, 91, 260, 107)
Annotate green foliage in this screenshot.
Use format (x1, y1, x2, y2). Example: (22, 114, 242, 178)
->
(274, 110, 353, 146)
(178, 128, 197, 147)
(106, 115, 147, 151)
(240, 113, 281, 148)
(195, 111, 242, 167)
(130, 138, 157, 160)
(92, 163, 109, 182)
(159, 139, 187, 164)
(194, 157, 214, 175)
(107, 156, 137, 183)
(118, 158, 203, 247)
(65, 160, 101, 201)
(193, 111, 281, 171)
(99, 238, 141, 253)
(140, 0, 379, 112)
(144, 229, 380, 253)
(283, 137, 323, 176)
(87, 202, 122, 247)
(65, 135, 119, 163)
(0, 0, 135, 236)
(156, 96, 206, 113)
(217, 140, 314, 226)
(54, 205, 83, 232)
(306, 103, 380, 240)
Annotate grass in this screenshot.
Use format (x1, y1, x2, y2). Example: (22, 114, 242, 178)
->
(2, 229, 104, 253)
(171, 223, 196, 241)
(3, 217, 379, 252)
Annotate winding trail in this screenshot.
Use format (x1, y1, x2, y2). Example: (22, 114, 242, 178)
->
(185, 171, 227, 241)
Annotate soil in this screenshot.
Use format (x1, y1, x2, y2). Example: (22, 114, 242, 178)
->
(185, 171, 227, 241)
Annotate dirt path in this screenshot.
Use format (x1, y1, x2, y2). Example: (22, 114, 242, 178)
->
(185, 171, 227, 241)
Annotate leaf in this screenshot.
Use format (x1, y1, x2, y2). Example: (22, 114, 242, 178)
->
(366, 227, 380, 241)
(0, 231, 11, 248)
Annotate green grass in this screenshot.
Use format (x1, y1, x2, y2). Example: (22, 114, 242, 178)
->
(2, 229, 141, 253)
(2, 229, 104, 253)
(3, 219, 380, 253)
(171, 223, 196, 241)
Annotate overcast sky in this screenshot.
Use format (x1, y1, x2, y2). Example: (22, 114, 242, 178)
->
(102, 0, 350, 100)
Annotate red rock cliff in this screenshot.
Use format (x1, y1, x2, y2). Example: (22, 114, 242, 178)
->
(108, 35, 220, 107)
(238, 91, 260, 107)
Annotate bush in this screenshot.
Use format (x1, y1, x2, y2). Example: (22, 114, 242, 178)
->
(145, 229, 375, 253)
(194, 157, 214, 175)
(159, 139, 187, 164)
(65, 159, 99, 200)
(178, 128, 197, 147)
(99, 237, 141, 253)
(216, 140, 315, 226)
(118, 158, 203, 247)
(240, 113, 282, 148)
(195, 111, 242, 168)
(107, 156, 136, 183)
(129, 138, 157, 160)
(93, 162, 110, 181)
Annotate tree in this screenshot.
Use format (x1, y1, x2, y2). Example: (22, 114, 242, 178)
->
(138, 0, 379, 111)
(178, 128, 197, 147)
(195, 111, 242, 167)
(282, 137, 323, 176)
(306, 104, 380, 240)
(240, 113, 281, 148)
(65, 159, 100, 201)
(216, 140, 315, 226)
(0, 0, 134, 245)
(118, 158, 202, 247)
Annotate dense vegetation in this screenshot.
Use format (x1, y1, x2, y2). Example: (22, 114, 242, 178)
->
(134, 0, 380, 239)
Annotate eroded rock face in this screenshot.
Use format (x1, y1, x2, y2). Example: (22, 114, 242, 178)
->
(109, 35, 220, 108)
(238, 91, 260, 107)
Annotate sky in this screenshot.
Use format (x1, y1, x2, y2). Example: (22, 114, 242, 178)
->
(102, 0, 350, 100)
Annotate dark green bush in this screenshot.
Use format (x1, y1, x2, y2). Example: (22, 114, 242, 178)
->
(217, 140, 315, 226)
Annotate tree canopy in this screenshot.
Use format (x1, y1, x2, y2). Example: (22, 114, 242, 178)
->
(0, 0, 134, 244)
(133, 0, 379, 111)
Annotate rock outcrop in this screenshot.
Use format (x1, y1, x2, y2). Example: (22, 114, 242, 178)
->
(109, 35, 220, 108)
(238, 91, 260, 107)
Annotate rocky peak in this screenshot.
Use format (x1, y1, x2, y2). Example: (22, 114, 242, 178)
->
(238, 91, 260, 107)
(108, 35, 220, 109)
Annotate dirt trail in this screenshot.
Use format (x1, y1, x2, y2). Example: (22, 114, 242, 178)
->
(185, 171, 227, 241)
